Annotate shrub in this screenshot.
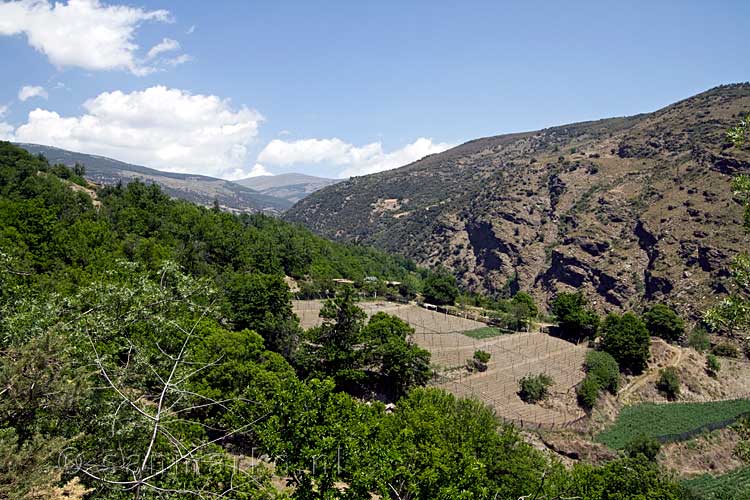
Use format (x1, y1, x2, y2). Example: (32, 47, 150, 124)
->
(519, 373, 553, 403)
(473, 350, 491, 364)
(600, 312, 651, 374)
(706, 354, 721, 377)
(576, 375, 601, 411)
(712, 342, 741, 358)
(467, 350, 491, 373)
(585, 351, 620, 394)
(625, 434, 662, 461)
(643, 304, 684, 343)
(688, 326, 711, 352)
(657, 367, 680, 400)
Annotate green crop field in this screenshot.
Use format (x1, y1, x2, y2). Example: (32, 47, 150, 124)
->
(683, 466, 750, 499)
(462, 326, 507, 339)
(596, 399, 750, 449)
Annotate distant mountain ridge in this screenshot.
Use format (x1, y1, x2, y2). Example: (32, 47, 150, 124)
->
(285, 84, 750, 318)
(235, 173, 340, 204)
(16, 143, 292, 214)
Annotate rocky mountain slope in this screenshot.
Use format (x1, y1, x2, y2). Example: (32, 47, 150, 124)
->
(235, 172, 339, 203)
(17, 143, 291, 214)
(285, 84, 750, 317)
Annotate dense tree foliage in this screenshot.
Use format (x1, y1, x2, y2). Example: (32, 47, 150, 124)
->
(600, 312, 651, 374)
(644, 304, 685, 343)
(421, 271, 459, 305)
(551, 292, 600, 342)
(0, 142, 690, 498)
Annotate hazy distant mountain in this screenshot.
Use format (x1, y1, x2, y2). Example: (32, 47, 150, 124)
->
(286, 84, 750, 318)
(16, 143, 291, 214)
(235, 173, 340, 204)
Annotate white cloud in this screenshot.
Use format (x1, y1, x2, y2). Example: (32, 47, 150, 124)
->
(147, 37, 179, 59)
(0, 105, 12, 141)
(258, 137, 455, 178)
(18, 85, 48, 101)
(186, 25, 196, 35)
(0, 0, 172, 75)
(11, 86, 264, 179)
(165, 54, 193, 67)
(247, 164, 274, 177)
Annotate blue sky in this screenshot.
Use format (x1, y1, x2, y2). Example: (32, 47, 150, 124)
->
(0, 0, 748, 180)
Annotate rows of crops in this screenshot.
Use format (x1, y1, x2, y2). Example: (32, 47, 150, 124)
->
(683, 466, 750, 499)
(596, 399, 750, 449)
(462, 326, 507, 339)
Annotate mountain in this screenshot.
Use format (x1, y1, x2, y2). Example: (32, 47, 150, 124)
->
(16, 143, 292, 214)
(235, 173, 340, 203)
(285, 84, 750, 318)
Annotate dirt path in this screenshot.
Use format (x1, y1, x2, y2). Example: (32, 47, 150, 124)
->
(618, 338, 682, 403)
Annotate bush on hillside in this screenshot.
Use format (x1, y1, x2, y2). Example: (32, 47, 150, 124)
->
(706, 354, 721, 377)
(657, 367, 681, 400)
(625, 434, 662, 461)
(576, 375, 602, 411)
(643, 304, 685, 343)
(688, 326, 711, 352)
(712, 342, 741, 358)
(585, 350, 620, 393)
(519, 373, 554, 404)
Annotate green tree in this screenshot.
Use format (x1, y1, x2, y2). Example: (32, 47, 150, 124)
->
(222, 271, 301, 359)
(300, 287, 368, 389)
(361, 312, 432, 398)
(422, 271, 459, 305)
(644, 304, 685, 343)
(600, 312, 651, 374)
(511, 291, 538, 330)
(551, 292, 600, 342)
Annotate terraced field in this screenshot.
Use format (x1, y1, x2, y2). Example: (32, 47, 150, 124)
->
(292, 300, 486, 333)
(432, 332, 589, 427)
(292, 299, 589, 428)
(683, 467, 750, 499)
(597, 399, 750, 449)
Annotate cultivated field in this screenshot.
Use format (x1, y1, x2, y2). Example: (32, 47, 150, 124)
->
(292, 299, 486, 333)
(293, 299, 588, 427)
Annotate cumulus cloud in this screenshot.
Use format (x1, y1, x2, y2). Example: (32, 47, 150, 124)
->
(146, 37, 179, 59)
(11, 86, 264, 179)
(0, 0, 173, 75)
(247, 164, 274, 177)
(18, 85, 48, 101)
(258, 137, 454, 178)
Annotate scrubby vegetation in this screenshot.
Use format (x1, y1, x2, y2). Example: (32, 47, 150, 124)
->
(519, 373, 554, 403)
(657, 366, 681, 400)
(644, 303, 685, 343)
(577, 351, 620, 410)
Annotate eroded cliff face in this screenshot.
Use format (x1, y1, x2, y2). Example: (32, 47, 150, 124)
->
(285, 84, 750, 316)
